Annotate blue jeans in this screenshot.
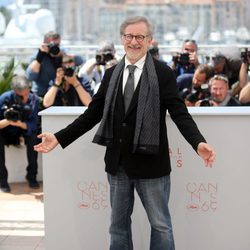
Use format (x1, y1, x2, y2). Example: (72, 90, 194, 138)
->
(108, 168, 175, 250)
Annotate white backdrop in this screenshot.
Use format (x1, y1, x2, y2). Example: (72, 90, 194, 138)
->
(40, 106, 250, 250)
(5, 146, 42, 183)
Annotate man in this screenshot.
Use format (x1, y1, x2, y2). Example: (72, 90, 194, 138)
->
(26, 31, 83, 98)
(207, 47, 242, 89)
(34, 16, 215, 249)
(204, 74, 241, 106)
(43, 55, 92, 107)
(0, 76, 40, 192)
(177, 64, 214, 92)
(78, 40, 118, 91)
(148, 39, 160, 60)
(177, 64, 214, 106)
(171, 39, 200, 78)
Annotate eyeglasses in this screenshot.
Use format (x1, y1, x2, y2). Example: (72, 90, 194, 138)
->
(123, 34, 149, 42)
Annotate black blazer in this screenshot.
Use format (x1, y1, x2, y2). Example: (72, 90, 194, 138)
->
(55, 58, 206, 179)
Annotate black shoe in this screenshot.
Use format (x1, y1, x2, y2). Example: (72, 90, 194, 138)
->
(0, 181, 11, 193)
(26, 177, 40, 189)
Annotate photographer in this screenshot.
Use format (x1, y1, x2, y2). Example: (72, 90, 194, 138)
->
(207, 47, 242, 90)
(43, 55, 92, 107)
(0, 76, 40, 192)
(196, 74, 241, 107)
(178, 64, 214, 106)
(148, 39, 160, 60)
(26, 31, 84, 98)
(170, 39, 200, 78)
(78, 41, 118, 91)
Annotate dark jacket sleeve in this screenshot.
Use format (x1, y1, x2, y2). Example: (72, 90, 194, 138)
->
(156, 60, 206, 151)
(54, 67, 114, 148)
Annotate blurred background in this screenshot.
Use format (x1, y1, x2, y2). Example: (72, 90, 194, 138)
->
(0, 0, 249, 66)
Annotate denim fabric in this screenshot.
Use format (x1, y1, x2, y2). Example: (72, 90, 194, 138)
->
(108, 168, 175, 250)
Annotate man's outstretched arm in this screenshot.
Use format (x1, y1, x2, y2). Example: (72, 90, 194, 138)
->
(34, 133, 59, 153)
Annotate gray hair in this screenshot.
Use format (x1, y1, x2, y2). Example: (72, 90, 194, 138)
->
(98, 40, 115, 54)
(43, 31, 61, 42)
(11, 75, 31, 90)
(209, 74, 229, 86)
(120, 16, 154, 37)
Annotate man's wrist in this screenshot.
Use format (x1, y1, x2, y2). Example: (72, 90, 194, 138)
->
(74, 83, 80, 89)
(52, 82, 60, 87)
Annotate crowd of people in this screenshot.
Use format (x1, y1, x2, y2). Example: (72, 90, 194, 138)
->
(0, 28, 249, 193)
(169, 40, 250, 107)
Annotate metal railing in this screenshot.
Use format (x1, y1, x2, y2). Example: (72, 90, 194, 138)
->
(0, 44, 248, 68)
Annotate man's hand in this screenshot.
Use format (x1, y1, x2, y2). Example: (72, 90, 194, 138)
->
(34, 132, 59, 153)
(9, 120, 28, 130)
(55, 68, 64, 85)
(189, 51, 199, 67)
(40, 43, 50, 53)
(197, 142, 216, 167)
(65, 74, 80, 87)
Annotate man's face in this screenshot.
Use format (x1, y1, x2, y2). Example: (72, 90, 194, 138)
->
(210, 79, 228, 103)
(45, 37, 61, 46)
(192, 71, 206, 89)
(63, 60, 75, 68)
(182, 42, 197, 53)
(14, 89, 30, 103)
(122, 22, 152, 64)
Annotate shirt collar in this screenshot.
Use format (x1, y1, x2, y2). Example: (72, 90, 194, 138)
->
(125, 54, 146, 70)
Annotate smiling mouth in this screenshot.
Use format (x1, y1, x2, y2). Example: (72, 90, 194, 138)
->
(129, 45, 141, 49)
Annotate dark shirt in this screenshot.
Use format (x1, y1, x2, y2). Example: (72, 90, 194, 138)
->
(174, 63, 196, 78)
(176, 73, 193, 91)
(26, 48, 84, 97)
(48, 77, 92, 106)
(225, 96, 241, 106)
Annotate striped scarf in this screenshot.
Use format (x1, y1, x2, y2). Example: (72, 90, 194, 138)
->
(92, 52, 160, 155)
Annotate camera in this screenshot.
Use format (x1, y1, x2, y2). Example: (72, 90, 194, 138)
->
(178, 53, 190, 66)
(1, 95, 32, 122)
(199, 98, 213, 106)
(47, 42, 60, 55)
(95, 51, 114, 65)
(3, 104, 22, 122)
(185, 90, 200, 103)
(241, 48, 250, 64)
(149, 45, 159, 58)
(180, 84, 210, 104)
(63, 66, 75, 77)
(173, 53, 190, 66)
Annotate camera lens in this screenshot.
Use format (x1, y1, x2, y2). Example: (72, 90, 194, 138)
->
(186, 91, 199, 103)
(200, 98, 212, 106)
(63, 67, 75, 77)
(4, 105, 22, 122)
(178, 53, 190, 66)
(104, 53, 114, 63)
(95, 54, 103, 65)
(48, 43, 60, 55)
